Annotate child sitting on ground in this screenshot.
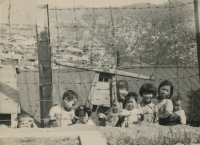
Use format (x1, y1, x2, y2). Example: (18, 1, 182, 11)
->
(139, 83, 158, 123)
(169, 96, 186, 125)
(48, 90, 78, 127)
(119, 92, 142, 128)
(74, 105, 94, 125)
(17, 114, 38, 128)
(156, 80, 174, 126)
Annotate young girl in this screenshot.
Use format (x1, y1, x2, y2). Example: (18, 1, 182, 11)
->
(97, 80, 129, 127)
(169, 96, 186, 125)
(74, 105, 94, 125)
(139, 83, 158, 123)
(119, 92, 142, 128)
(156, 80, 174, 125)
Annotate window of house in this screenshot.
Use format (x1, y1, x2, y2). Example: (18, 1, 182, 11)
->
(0, 114, 11, 126)
(98, 72, 111, 82)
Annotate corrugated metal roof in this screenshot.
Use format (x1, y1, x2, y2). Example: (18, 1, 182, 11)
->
(16, 65, 200, 124)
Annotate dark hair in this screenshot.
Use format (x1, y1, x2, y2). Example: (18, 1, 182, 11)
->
(172, 96, 182, 104)
(139, 83, 157, 98)
(116, 80, 129, 91)
(75, 105, 92, 117)
(18, 114, 32, 120)
(158, 80, 174, 99)
(125, 92, 138, 105)
(62, 90, 78, 101)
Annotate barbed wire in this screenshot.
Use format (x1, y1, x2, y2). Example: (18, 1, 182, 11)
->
(0, 0, 199, 126)
(35, 1, 195, 11)
(0, 71, 198, 85)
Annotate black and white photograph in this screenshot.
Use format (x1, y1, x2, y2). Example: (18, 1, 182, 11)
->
(0, 0, 200, 144)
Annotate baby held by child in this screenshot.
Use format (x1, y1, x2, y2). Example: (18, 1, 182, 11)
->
(156, 80, 186, 125)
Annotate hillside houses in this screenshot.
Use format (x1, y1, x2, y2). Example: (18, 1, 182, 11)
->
(54, 45, 89, 64)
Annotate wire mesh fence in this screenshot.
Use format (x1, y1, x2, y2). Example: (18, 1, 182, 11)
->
(0, 0, 200, 127)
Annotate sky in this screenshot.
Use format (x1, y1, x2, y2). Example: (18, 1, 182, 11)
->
(37, 0, 168, 8)
(0, 0, 169, 25)
(1, 0, 36, 24)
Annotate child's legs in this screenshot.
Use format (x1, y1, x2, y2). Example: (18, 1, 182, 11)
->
(159, 116, 170, 126)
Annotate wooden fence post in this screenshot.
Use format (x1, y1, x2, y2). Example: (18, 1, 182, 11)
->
(194, 0, 200, 82)
(117, 51, 120, 67)
(36, 5, 52, 128)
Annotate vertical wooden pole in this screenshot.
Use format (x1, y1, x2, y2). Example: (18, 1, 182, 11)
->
(46, 4, 50, 44)
(36, 5, 52, 128)
(117, 51, 120, 67)
(194, 0, 200, 82)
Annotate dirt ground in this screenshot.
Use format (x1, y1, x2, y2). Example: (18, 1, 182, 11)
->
(0, 137, 80, 145)
(0, 124, 199, 145)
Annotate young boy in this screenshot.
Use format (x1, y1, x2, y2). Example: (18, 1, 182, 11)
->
(48, 90, 78, 127)
(97, 80, 129, 127)
(119, 92, 142, 127)
(169, 96, 186, 125)
(74, 105, 94, 125)
(139, 83, 158, 123)
(156, 80, 174, 125)
(17, 114, 38, 128)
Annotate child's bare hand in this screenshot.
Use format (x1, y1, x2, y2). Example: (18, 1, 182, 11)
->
(119, 110, 130, 117)
(98, 113, 106, 119)
(50, 117, 57, 121)
(72, 116, 79, 124)
(171, 113, 178, 118)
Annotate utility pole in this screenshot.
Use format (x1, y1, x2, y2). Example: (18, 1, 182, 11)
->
(36, 4, 52, 128)
(194, 0, 200, 82)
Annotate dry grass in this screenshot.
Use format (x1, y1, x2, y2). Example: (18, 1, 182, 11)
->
(107, 128, 200, 145)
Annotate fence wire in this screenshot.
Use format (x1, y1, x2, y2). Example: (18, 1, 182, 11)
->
(0, 0, 200, 126)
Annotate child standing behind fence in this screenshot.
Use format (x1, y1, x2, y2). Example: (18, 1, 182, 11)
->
(156, 80, 174, 126)
(97, 80, 129, 127)
(119, 92, 142, 128)
(139, 83, 158, 123)
(17, 114, 38, 128)
(74, 105, 94, 125)
(48, 90, 78, 127)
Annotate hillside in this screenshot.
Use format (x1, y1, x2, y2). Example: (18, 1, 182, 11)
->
(0, 0, 197, 66)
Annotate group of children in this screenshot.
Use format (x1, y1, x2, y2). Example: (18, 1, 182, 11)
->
(122, 80, 186, 127)
(10, 80, 186, 128)
(97, 80, 186, 127)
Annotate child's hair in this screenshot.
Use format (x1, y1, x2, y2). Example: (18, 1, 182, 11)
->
(18, 113, 32, 120)
(116, 80, 129, 90)
(125, 92, 138, 105)
(62, 90, 78, 101)
(158, 80, 174, 98)
(75, 105, 92, 118)
(139, 83, 157, 98)
(172, 96, 182, 104)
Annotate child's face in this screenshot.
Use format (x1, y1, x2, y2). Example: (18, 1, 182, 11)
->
(79, 113, 89, 124)
(142, 92, 153, 103)
(126, 97, 137, 110)
(18, 117, 33, 128)
(117, 88, 128, 100)
(173, 100, 182, 111)
(62, 98, 77, 111)
(159, 85, 171, 99)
